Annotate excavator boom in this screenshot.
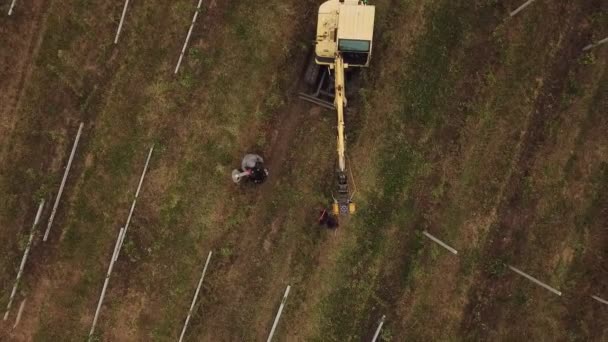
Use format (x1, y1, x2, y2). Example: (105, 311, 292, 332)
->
(334, 55, 347, 173)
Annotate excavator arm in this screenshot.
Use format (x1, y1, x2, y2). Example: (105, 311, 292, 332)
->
(331, 54, 355, 216)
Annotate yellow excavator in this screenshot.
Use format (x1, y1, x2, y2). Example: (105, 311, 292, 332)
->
(300, 0, 375, 216)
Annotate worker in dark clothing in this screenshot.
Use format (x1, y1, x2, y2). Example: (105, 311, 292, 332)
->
(318, 208, 339, 229)
(249, 161, 268, 184)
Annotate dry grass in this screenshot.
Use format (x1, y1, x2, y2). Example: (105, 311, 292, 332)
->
(1, 0, 606, 340)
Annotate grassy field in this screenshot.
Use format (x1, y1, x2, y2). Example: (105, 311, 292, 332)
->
(1, 0, 607, 341)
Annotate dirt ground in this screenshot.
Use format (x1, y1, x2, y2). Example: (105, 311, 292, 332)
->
(0, 0, 48, 157)
(0, 0, 49, 254)
(1, 0, 607, 341)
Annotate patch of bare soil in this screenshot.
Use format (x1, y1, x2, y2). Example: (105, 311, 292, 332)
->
(357, 0, 507, 338)
(560, 68, 608, 340)
(174, 5, 345, 340)
(0, 0, 50, 247)
(460, 1, 603, 339)
(0, 262, 84, 341)
(0, 1, 54, 335)
(10, 0, 319, 339)
(0, 0, 49, 162)
(195, 81, 324, 341)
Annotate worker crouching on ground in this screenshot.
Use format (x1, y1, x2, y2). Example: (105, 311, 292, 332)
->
(232, 153, 269, 184)
(318, 208, 339, 229)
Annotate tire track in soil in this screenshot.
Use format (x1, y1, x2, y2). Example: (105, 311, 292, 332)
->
(9, 0, 316, 340)
(181, 3, 346, 339)
(0, 0, 51, 248)
(0, 0, 49, 163)
(194, 43, 322, 342)
(459, 2, 601, 339)
(561, 70, 608, 340)
(0, 26, 115, 342)
(0, 2, 55, 335)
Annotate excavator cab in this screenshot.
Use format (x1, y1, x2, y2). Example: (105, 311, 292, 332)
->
(339, 39, 371, 66)
(315, 1, 375, 67)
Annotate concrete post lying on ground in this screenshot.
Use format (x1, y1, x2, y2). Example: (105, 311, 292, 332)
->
(583, 37, 608, 51)
(113, 228, 125, 263)
(88, 228, 125, 338)
(591, 295, 608, 306)
(510, 0, 537, 17)
(267, 285, 291, 342)
(508, 265, 562, 296)
(178, 251, 213, 342)
(12, 298, 26, 329)
(3, 200, 44, 321)
(175, 0, 204, 74)
(371, 315, 386, 342)
(44, 122, 84, 241)
(8, 0, 17, 15)
(422, 231, 458, 255)
(88, 146, 154, 339)
(114, 0, 131, 44)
